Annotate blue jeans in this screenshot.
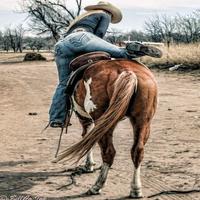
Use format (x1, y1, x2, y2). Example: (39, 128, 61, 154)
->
(49, 32, 129, 124)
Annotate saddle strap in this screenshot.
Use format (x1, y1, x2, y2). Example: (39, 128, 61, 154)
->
(66, 63, 91, 96)
(70, 51, 111, 71)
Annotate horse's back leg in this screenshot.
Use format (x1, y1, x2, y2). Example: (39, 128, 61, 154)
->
(79, 117, 95, 172)
(87, 127, 116, 195)
(128, 77, 157, 198)
(129, 118, 151, 198)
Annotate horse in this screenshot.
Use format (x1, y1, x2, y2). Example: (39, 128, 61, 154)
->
(54, 58, 158, 198)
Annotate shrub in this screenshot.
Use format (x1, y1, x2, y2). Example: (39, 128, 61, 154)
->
(23, 52, 46, 61)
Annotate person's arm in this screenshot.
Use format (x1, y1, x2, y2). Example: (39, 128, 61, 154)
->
(94, 13, 111, 38)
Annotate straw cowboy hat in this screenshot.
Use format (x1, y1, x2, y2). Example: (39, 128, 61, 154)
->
(84, 1, 122, 23)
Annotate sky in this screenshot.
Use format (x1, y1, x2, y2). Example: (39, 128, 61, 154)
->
(0, 0, 199, 32)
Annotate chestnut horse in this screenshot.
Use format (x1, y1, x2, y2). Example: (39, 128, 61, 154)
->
(54, 59, 157, 198)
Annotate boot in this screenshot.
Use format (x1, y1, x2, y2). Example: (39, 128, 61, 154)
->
(50, 95, 71, 128)
(50, 121, 64, 128)
(126, 42, 162, 58)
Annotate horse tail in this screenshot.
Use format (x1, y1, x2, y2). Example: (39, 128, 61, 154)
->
(54, 71, 138, 163)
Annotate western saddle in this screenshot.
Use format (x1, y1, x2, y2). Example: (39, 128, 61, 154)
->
(66, 51, 111, 96)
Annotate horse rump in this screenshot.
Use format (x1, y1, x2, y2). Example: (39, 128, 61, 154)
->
(54, 70, 138, 163)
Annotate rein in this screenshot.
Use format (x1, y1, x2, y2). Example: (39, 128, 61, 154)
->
(55, 95, 74, 158)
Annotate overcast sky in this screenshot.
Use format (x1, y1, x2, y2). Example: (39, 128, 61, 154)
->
(0, 0, 199, 32)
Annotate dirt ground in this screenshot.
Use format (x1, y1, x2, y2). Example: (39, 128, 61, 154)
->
(0, 59, 200, 200)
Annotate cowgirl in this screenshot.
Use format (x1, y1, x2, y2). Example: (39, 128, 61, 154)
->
(49, 1, 162, 128)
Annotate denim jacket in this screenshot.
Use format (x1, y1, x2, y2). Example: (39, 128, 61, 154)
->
(67, 12, 111, 38)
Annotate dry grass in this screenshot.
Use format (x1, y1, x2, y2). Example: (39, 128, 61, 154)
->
(141, 43, 200, 70)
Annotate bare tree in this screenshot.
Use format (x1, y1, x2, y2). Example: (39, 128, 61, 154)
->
(7, 28, 17, 52)
(106, 28, 124, 45)
(1, 26, 25, 52)
(0, 30, 10, 52)
(35, 37, 45, 52)
(161, 15, 175, 45)
(15, 25, 25, 52)
(2, 33, 10, 52)
(29, 41, 37, 52)
(145, 15, 176, 43)
(23, 36, 54, 52)
(145, 11, 200, 44)
(175, 12, 200, 43)
(0, 31, 3, 50)
(125, 30, 149, 42)
(21, 0, 82, 41)
(145, 15, 164, 42)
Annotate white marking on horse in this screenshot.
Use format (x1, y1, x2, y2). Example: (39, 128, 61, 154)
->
(130, 165, 143, 198)
(84, 78, 97, 113)
(71, 95, 91, 118)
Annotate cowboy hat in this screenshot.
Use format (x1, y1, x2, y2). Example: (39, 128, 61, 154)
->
(84, 1, 122, 24)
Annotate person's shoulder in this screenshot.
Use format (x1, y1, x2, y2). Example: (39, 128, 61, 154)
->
(82, 11, 111, 22)
(94, 12, 111, 21)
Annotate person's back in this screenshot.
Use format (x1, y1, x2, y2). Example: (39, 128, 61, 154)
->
(67, 11, 111, 38)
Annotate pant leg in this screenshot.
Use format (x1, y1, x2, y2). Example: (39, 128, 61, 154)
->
(49, 40, 74, 123)
(64, 32, 129, 58)
(49, 33, 91, 123)
(83, 32, 128, 58)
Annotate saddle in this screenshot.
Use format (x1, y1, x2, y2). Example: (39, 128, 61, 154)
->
(66, 51, 111, 96)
